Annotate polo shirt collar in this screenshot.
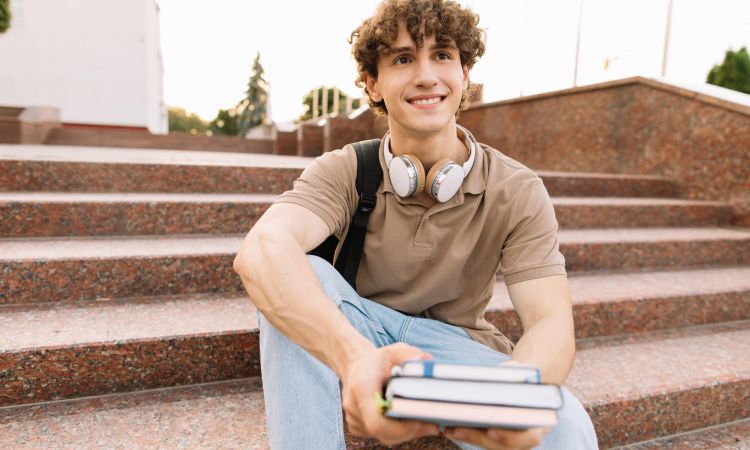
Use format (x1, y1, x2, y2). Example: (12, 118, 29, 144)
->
(377, 125, 487, 202)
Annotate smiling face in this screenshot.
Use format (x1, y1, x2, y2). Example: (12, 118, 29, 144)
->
(365, 22, 469, 139)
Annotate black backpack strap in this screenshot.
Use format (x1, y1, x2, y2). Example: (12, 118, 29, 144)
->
(334, 138, 383, 289)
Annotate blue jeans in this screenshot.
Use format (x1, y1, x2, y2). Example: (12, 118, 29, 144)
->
(258, 255, 599, 449)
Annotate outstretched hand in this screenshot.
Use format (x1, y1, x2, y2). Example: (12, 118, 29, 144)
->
(340, 342, 441, 446)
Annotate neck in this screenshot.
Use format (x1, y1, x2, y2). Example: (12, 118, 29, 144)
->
(386, 121, 468, 173)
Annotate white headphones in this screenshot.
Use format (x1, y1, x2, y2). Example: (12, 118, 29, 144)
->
(383, 125, 477, 203)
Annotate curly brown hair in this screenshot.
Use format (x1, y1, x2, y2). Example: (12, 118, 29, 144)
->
(349, 0, 485, 116)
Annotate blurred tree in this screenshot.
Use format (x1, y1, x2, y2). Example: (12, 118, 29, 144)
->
(0, 0, 11, 34)
(706, 47, 750, 94)
(167, 106, 208, 135)
(299, 87, 361, 121)
(209, 108, 239, 136)
(237, 52, 269, 136)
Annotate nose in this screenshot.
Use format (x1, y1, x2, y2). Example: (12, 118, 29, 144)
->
(413, 57, 438, 88)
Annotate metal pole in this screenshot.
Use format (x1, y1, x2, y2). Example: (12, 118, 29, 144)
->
(321, 87, 328, 116)
(333, 87, 340, 116)
(661, 0, 674, 78)
(312, 88, 318, 119)
(573, 0, 584, 87)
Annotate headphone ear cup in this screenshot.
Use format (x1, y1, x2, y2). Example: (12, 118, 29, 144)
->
(426, 158, 454, 198)
(405, 154, 426, 195)
(389, 153, 426, 197)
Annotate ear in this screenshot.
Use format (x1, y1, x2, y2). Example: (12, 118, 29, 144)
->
(462, 65, 470, 91)
(365, 73, 382, 102)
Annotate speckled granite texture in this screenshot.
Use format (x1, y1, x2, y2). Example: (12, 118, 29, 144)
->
(0, 193, 274, 237)
(558, 227, 750, 272)
(489, 266, 750, 341)
(2, 321, 748, 449)
(3, 229, 749, 305)
(0, 378, 457, 450)
(0, 379, 269, 449)
(567, 321, 750, 448)
(0, 235, 244, 304)
(618, 418, 750, 449)
(0, 194, 734, 238)
(458, 77, 750, 225)
(1, 145, 680, 198)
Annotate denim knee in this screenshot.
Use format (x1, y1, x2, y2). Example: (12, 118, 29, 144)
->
(543, 387, 598, 449)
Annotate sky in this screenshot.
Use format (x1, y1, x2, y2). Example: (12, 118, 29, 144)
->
(157, 0, 750, 123)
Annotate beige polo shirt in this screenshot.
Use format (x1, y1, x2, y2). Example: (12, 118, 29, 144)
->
(275, 135, 566, 355)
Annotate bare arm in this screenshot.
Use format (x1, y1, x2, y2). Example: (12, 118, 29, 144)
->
(233, 203, 438, 444)
(233, 202, 374, 376)
(506, 274, 575, 385)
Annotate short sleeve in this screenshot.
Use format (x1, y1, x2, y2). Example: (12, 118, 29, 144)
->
(499, 178, 566, 285)
(273, 147, 358, 237)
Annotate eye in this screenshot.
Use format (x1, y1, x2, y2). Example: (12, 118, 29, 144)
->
(436, 51, 452, 60)
(394, 55, 411, 65)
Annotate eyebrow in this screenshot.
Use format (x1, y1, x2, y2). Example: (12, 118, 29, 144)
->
(382, 42, 458, 55)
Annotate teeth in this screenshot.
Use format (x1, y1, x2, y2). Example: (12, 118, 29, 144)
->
(411, 97, 441, 105)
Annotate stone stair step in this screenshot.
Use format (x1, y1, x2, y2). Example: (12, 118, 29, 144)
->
(489, 266, 750, 341)
(0, 293, 259, 407)
(567, 320, 750, 447)
(0, 192, 276, 237)
(0, 144, 309, 194)
(553, 197, 732, 229)
(0, 377, 450, 449)
(2, 267, 748, 407)
(557, 227, 750, 272)
(2, 228, 749, 305)
(1, 144, 680, 197)
(0, 235, 243, 305)
(0, 193, 732, 238)
(2, 321, 748, 449)
(612, 418, 750, 449)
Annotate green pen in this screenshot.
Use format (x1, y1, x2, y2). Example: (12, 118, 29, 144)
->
(375, 392, 391, 414)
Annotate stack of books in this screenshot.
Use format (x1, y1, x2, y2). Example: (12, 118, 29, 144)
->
(379, 360, 562, 430)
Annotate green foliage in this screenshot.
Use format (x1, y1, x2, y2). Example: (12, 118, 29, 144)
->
(209, 108, 240, 137)
(167, 106, 208, 135)
(208, 53, 269, 137)
(299, 87, 361, 121)
(237, 52, 269, 136)
(0, 0, 12, 34)
(706, 47, 750, 95)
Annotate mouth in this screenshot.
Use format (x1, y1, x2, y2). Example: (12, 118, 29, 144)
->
(407, 95, 446, 106)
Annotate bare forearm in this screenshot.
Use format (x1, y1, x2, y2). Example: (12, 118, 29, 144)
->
(510, 314, 575, 385)
(234, 230, 374, 377)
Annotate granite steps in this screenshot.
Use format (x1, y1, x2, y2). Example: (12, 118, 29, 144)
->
(2, 228, 749, 305)
(1, 320, 749, 449)
(1, 267, 748, 408)
(0, 144, 680, 198)
(2, 144, 748, 447)
(0, 192, 733, 237)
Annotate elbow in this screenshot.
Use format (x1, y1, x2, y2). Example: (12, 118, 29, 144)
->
(233, 228, 264, 280)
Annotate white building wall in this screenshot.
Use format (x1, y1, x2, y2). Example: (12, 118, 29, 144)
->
(0, 0, 166, 133)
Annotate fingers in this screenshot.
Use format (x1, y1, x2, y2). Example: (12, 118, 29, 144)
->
(445, 426, 547, 450)
(383, 342, 433, 365)
(364, 417, 440, 446)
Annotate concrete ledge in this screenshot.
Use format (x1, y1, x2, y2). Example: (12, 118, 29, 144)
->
(45, 127, 274, 153)
(0, 106, 61, 144)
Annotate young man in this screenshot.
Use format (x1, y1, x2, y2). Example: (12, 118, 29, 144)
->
(234, 1, 598, 449)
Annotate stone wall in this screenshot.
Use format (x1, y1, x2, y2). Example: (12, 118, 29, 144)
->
(459, 77, 750, 225)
